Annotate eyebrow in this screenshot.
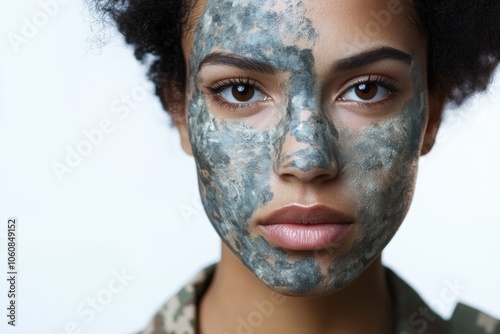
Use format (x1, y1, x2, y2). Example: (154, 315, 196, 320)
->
(330, 46, 413, 73)
(198, 52, 277, 74)
(197, 46, 413, 75)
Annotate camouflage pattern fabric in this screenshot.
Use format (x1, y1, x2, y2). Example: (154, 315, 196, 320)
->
(387, 269, 498, 333)
(137, 263, 216, 334)
(137, 263, 499, 334)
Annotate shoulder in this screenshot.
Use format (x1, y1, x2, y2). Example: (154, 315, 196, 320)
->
(136, 263, 217, 334)
(448, 303, 500, 334)
(386, 267, 500, 334)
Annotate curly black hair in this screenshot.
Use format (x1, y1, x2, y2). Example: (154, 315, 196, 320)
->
(91, 0, 500, 122)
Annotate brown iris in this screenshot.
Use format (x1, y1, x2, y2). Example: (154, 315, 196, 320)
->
(232, 84, 255, 102)
(355, 83, 378, 100)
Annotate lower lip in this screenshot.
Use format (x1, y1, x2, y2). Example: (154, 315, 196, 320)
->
(258, 223, 353, 251)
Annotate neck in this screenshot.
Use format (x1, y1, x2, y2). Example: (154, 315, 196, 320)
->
(199, 243, 393, 334)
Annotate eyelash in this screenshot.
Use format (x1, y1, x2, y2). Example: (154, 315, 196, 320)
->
(205, 77, 267, 111)
(204, 75, 402, 111)
(337, 75, 402, 107)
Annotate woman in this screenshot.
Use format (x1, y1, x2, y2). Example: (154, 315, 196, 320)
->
(94, 0, 500, 333)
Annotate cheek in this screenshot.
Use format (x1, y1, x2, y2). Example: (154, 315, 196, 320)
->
(187, 88, 275, 244)
(338, 94, 427, 230)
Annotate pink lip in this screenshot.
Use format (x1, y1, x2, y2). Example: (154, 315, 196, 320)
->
(257, 204, 354, 251)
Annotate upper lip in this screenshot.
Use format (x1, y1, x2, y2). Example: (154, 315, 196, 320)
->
(258, 204, 354, 225)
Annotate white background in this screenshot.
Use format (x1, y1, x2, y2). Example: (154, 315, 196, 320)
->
(0, 1, 499, 333)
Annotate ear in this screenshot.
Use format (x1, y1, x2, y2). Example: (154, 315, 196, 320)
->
(174, 115, 193, 156)
(162, 82, 193, 156)
(420, 90, 446, 156)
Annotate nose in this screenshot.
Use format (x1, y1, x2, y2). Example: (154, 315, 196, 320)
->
(274, 111, 339, 183)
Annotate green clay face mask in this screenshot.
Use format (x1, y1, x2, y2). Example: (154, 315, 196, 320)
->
(186, 0, 428, 295)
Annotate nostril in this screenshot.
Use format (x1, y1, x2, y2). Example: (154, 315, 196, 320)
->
(277, 146, 339, 183)
(274, 118, 339, 183)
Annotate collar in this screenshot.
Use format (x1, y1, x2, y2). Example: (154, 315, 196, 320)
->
(141, 264, 449, 334)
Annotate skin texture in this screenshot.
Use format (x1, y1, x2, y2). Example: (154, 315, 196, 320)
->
(179, 0, 441, 297)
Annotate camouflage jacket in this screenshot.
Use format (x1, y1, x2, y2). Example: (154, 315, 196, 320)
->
(137, 264, 499, 334)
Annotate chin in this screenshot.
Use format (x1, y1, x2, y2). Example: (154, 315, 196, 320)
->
(234, 240, 369, 297)
(254, 263, 362, 297)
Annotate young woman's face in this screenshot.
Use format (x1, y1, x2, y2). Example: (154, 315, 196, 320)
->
(181, 0, 436, 295)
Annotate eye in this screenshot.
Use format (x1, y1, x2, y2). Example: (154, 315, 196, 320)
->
(219, 83, 267, 103)
(340, 81, 392, 103)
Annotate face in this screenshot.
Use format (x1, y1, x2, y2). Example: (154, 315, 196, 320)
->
(180, 0, 440, 295)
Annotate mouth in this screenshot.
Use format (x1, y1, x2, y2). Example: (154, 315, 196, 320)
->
(257, 204, 354, 251)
